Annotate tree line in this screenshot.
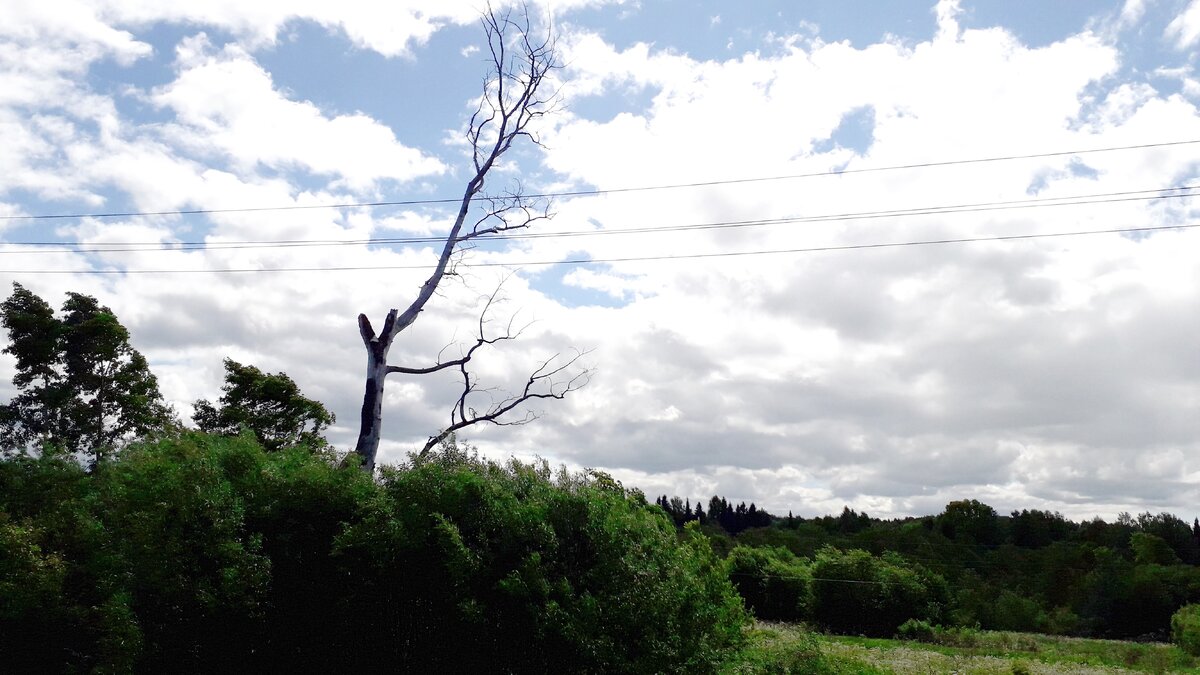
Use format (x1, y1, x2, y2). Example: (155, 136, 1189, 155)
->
(654, 494, 774, 533)
(656, 492, 1200, 639)
(1, 283, 335, 464)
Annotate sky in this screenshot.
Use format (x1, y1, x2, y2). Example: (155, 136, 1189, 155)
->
(2, 0, 1199, 521)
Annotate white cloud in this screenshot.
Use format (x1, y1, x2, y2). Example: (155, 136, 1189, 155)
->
(500, 9, 1200, 518)
(561, 267, 632, 299)
(1121, 0, 1149, 25)
(1166, 0, 1200, 48)
(0, 0, 151, 66)
(91, 0, 480, 56)
(934, 0, 962, 42)
(2, 1, 1199, 522)
(150, 36, 445, 191)
(67, 0, 623, 57)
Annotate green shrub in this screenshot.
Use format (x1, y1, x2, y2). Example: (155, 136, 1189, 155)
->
(895, 618, 937, 642)
(991, 589, 1047, 632)
(355, 450, 748, 672)
(1171, 604, 1200, 656)
(811, 546, 949, 636)
(726, 545, 813, 621)
(940, 625, 984, 648)
(1043, 606, 1081, 635)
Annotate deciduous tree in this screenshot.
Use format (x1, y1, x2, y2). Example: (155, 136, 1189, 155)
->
(0, 283, 171, 462)
(193, 358, 334, 451)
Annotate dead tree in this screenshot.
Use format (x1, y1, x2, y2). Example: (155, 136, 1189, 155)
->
(352, 6, 586, 472)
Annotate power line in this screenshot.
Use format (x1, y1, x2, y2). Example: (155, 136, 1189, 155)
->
(6, 222, 1196, 275)
(2, 138, 1197, 222)
(4, 184, 1195, 254)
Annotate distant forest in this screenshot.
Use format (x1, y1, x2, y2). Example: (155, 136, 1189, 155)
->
(657, 492, 1200, 640)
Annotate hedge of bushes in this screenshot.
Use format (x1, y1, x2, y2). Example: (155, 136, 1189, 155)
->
(0, 434, 747, 672)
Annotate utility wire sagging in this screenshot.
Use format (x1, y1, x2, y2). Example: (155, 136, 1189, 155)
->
(7, 222, 1199, 275)
(1, 139, 1197, 275)
(2, 138, 1198, 223)
(4, 184, 1197, 254)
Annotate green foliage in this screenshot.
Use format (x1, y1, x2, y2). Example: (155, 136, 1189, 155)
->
(705, 499, 1200, 642)
(1009, 509, 1075, 548)
(1042, 606, 1082, 636)
(0, 433, 746, 672)
(0, 447, 142, 671)
(0, 519, 69, 668)
(0, 284, 71, 451)
(0, 283, 172, 461)
(734, 524, 815, 558)
(726, 545, 813, 621)
(1137, 512, 1199, 564)
(937, 499, 1002, 546)
(810, 547, 949, 636)
(1131, 531, 1182, 565)
(1070, 545, 1200, 638)
(988, 589, 1047, 633)
(193, 358, 334, 451)
(351, 450, 747, 672)
(94, 434, 275, 670)
(1171, 604, 1200, 656)
(895, 618, 936, 642)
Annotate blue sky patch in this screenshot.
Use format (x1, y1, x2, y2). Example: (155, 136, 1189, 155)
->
(813, 105, 876, 156)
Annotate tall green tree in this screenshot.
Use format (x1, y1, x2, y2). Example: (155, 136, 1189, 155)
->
(938, 499, 1003, 546)
(0, 284, 171, 462)
(193, 358, 334, 451)
(0, 284, 70, 450)
(59, 292, 172, 457)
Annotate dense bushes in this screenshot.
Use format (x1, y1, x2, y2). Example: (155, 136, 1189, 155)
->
(726, 545, 813, 620)
(723, 542, 948, 636)
(355, 447, 747, 672)
(1172, 604, 1200, 655)
(811, 546, 949, 636)
(0, 434, 746, 672)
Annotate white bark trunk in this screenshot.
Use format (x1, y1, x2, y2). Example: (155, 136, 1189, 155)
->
(349, 6, 559, 471)
(352, 311, 395, 472)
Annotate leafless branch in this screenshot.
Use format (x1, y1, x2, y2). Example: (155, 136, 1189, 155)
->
(377, 4, 560, 349)
(352, 3, 577, 472)
(419, 347, 594, 456)
(386, 283, 525, 376)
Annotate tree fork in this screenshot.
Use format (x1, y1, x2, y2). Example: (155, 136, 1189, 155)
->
(349, 4, 572, 472)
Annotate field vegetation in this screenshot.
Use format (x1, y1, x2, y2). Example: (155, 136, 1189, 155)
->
(731, 622, 1199, 674)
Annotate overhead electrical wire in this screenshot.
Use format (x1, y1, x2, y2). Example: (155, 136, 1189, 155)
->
(1, 138, 1197, 223)
(3, 184, 1196, 254)
(7, 221, 1197, 275)
(3, 139, 1196, 275)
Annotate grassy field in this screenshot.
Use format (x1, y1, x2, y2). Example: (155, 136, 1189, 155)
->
(725, 622, 1200, 674)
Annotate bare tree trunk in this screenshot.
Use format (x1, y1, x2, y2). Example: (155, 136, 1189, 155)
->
(349, 6, 582, 472)
(353, 312, 395, 472)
